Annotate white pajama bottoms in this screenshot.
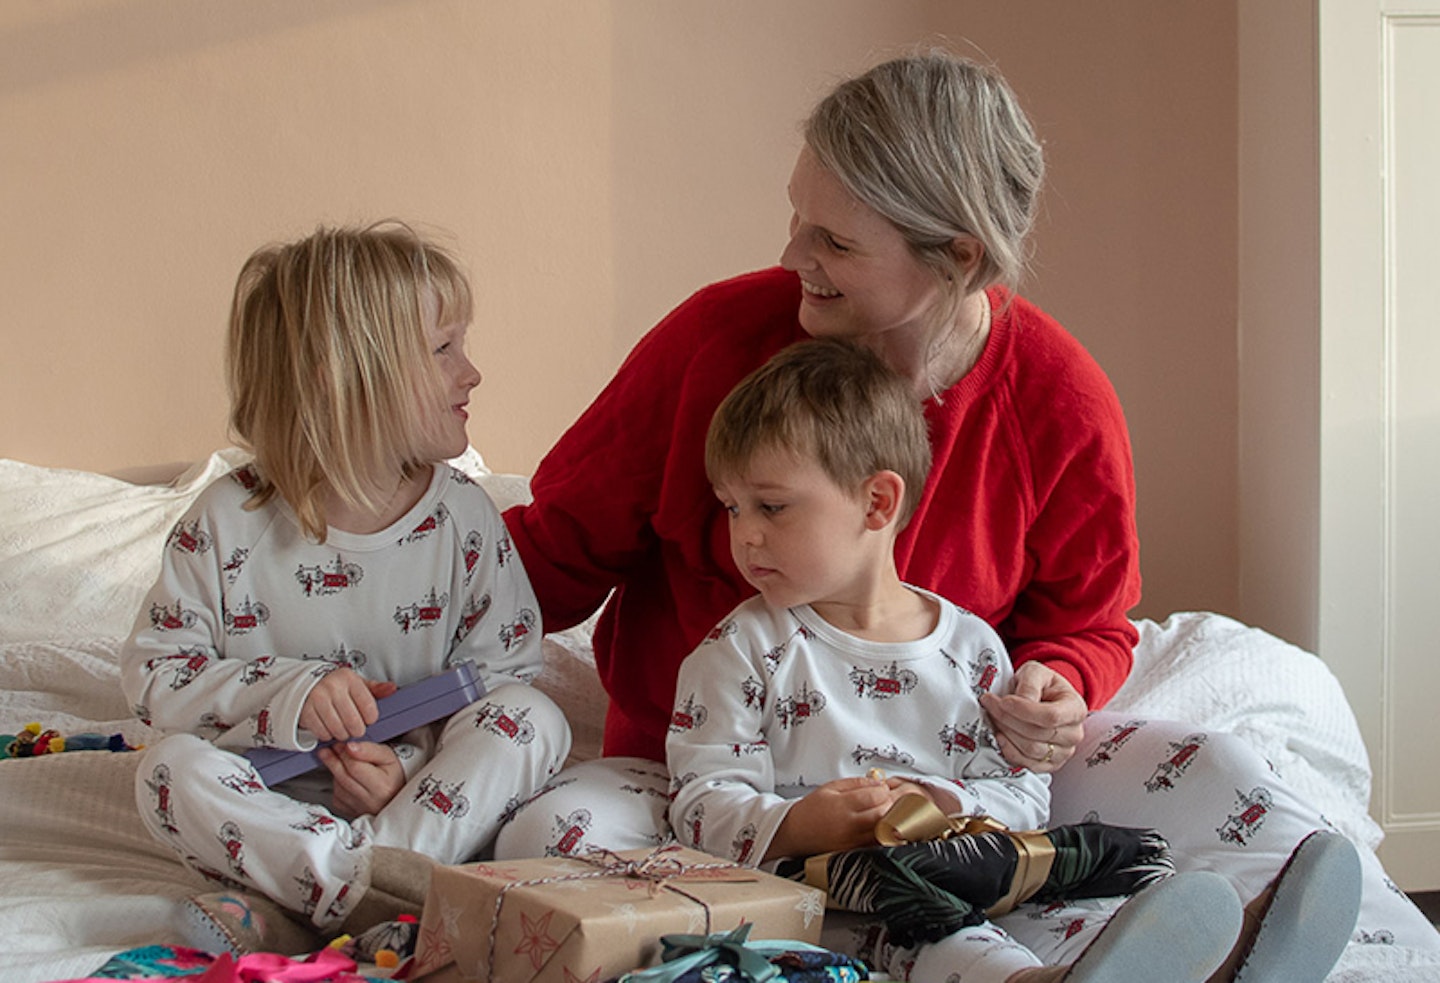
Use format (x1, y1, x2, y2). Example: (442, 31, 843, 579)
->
(136, 683, 570, 930)
(493, 711, 1440, 982)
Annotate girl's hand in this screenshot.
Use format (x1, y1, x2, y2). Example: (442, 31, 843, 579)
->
(980, 662, 1087, 773)
(765, 776, 897, 862)
(300, 671, 398, 743)
(319, 740, 406, 819)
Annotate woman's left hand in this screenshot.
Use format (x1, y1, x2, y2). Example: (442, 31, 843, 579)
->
(980, 662, 1088, 773)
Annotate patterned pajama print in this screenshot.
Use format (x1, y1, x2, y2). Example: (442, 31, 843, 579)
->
(123, 464, 570, 929)
(498, 698, 1440, 980)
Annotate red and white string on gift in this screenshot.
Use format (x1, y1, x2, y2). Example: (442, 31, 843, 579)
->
(482, 845, 746, 983)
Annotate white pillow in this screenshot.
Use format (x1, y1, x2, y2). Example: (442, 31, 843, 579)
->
(0, 450, 250, 644)
(0, 447, 526, 645)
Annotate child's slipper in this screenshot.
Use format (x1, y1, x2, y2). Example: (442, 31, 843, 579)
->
(1232, 831, 1362, 982)
(1063, 871, 1242, 982)
(182, 890, 321, 956)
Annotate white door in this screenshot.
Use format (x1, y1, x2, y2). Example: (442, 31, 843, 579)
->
(1320, 0, 1440, 891)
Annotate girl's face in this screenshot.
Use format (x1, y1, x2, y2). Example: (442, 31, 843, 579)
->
(714, 443, 874, 612)
(779, 147, 945, 343)
(421, 311, 482, 461)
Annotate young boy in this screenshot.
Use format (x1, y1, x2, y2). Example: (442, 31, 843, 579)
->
(665, 338, 1247, 983)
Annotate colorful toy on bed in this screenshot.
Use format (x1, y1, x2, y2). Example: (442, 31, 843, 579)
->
(1, 722, 140, 760)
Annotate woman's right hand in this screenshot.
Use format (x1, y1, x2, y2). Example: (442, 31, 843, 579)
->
(299, 670, 397, 743)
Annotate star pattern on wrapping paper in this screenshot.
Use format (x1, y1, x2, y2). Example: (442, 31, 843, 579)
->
(605, 901, 643, 934)
(796, 888, 825, 927)
(416, 921, 453, 972)
(564, 966, 604, 983)
(516, 909, 562, 970)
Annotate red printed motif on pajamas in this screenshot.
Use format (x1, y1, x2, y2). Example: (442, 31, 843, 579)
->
(740, 675, 766, 709)
(150, 599, 198, 631)
(252, 707, 276, 746)
(939, 720, 985, 756)
(462, 530, 485, 581)
(969, 648, 1000, 696)
(310, 645, 366, 671)
(241, 656, 276, 685)
(669, 693, 709, 733)
(852, 744, 915, 768)
(297, 867, 324, 917)
(776, 682, 826, 729)
(1050, 916, 1091, 944)
(475, 700, 537, 744)
(395, 588, 448, 634)
(732, 823, 758, 864)
(452, 592, 492, 648)
(414, 775, 471, 818)
(295, 555, 363, 597)
(401, 504, 449, 545)
(230, 466, 260, 492)
(849, 662, 917, 699)
(217, 820, 248, 878)
(291, 809, 339, 835)
(145, 647, 212, 689)
(1217, 786, 1273, 846)
(324, 883, 352, 923)
(547, 808, 593, 856)
(704, 620, 737, 644)
(1144, 733, 1208, 792)
(495, 529, 515, 568)
(167, 519, 212, 555)
(501, 777, 573, 827)
(730, 740, 768, 757)
(223, 596, 270, 635)
(1086, 719, 1146, 768)
(683, 802, 706, 849)
(219, 769, 264, 795)
(222, 547, 248, 584)
(499, 608, 536, 650)
(146, 764, 180, 835)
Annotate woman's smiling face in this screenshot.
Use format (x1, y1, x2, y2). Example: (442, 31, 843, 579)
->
(778, 146, 945, 343)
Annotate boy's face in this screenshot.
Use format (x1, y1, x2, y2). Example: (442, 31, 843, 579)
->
(713, 443, 875, 611)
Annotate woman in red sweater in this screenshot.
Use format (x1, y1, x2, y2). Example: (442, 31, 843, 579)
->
(497, 50, 1432, 980)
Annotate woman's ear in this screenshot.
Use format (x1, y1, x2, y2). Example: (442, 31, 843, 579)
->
(862, 471, 906, 531)
(950, 236, 986, 288)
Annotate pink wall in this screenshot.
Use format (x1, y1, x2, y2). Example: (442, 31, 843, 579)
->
(0, 1, 1241, 627)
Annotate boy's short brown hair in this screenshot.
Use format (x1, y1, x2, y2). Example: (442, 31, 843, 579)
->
(705, 338, 932, 524)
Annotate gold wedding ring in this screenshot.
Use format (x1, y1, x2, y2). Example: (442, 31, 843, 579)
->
(1042, 742, 1055, 764)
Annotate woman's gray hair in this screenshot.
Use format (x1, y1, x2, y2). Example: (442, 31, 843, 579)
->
(804, 51, 1044, 309)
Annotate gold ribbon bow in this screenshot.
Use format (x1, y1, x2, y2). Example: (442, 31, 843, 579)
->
(806, 793, 1057, 917)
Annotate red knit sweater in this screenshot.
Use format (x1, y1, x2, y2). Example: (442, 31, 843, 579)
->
(505, 267, 1141, 761)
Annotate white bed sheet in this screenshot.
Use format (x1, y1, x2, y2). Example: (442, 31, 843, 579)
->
(0, 451, 1436, 982)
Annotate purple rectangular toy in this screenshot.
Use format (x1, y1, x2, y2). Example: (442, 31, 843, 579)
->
(244, 660, 484, 786)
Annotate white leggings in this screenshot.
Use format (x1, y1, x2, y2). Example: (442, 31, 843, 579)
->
(137, 683, 570, 930)
(494, 712, 1440, 982)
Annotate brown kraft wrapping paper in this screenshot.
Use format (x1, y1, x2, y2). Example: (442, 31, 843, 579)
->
(410, 846, 828, 983)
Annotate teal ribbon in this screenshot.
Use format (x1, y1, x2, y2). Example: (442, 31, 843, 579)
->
(619, 924, 829, 983)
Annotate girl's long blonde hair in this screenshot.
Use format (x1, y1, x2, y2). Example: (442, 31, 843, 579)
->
(226, 220, 472, 542)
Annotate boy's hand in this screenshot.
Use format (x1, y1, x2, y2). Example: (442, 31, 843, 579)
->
(319, 740, 406, 819)
(764, 776, 900, 862)
(299, 671, 398, 743)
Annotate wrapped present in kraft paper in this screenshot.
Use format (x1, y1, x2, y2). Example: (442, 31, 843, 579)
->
(410, 846, 827, 983)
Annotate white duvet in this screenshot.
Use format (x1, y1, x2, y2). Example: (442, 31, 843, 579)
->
(1, 452, 1436, 982)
